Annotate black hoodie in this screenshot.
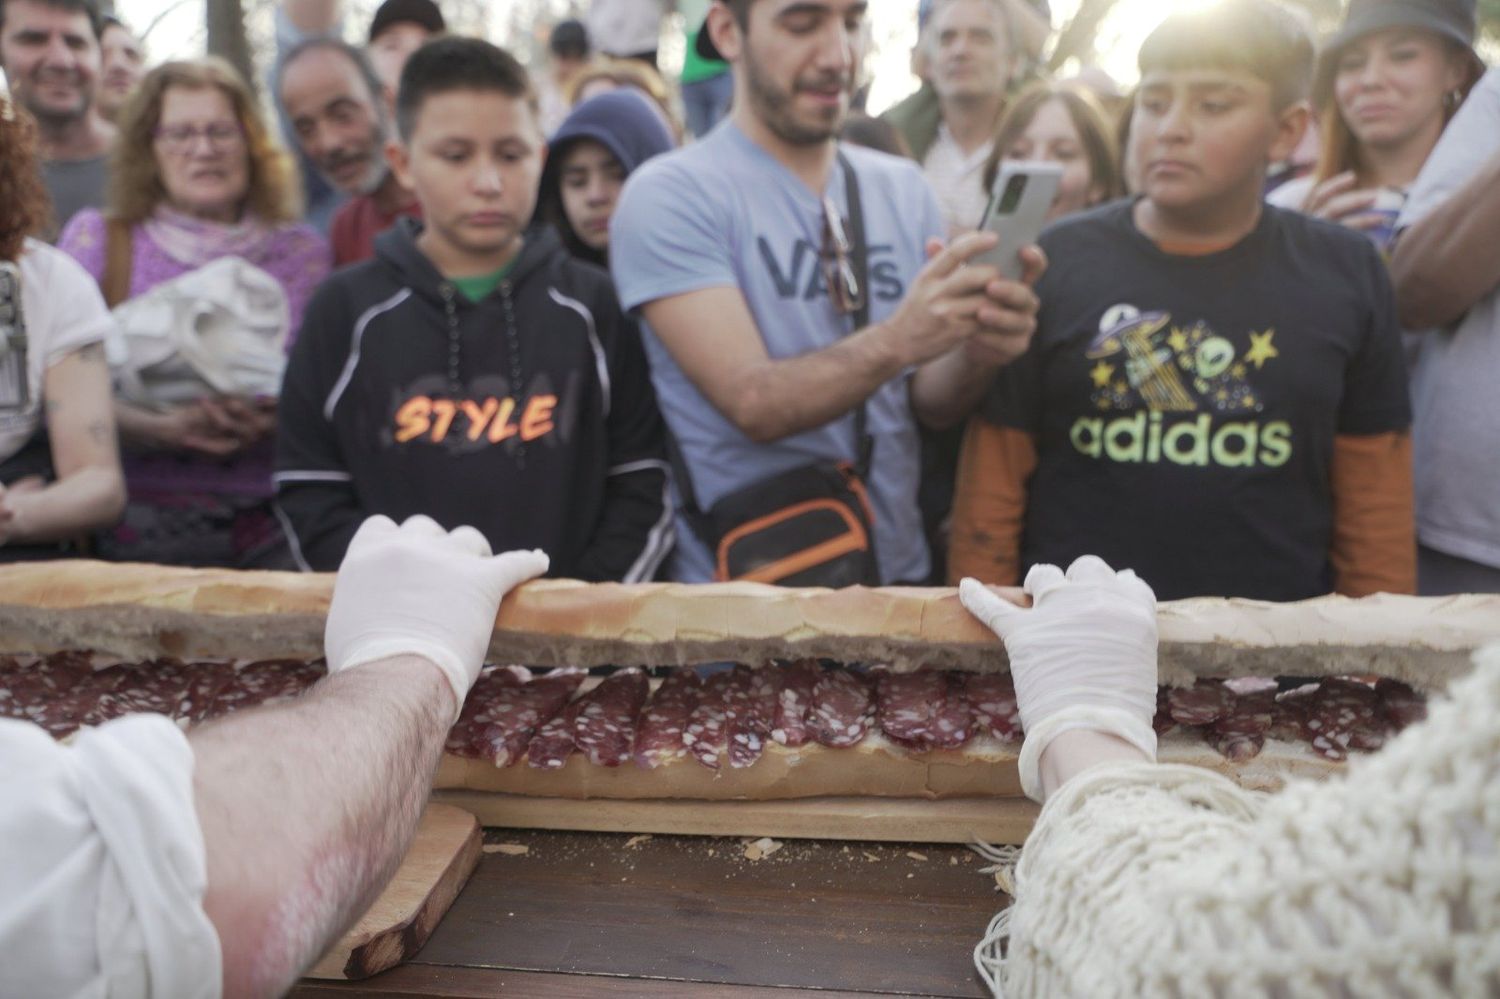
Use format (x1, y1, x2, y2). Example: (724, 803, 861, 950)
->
(274, 219, 673, 579)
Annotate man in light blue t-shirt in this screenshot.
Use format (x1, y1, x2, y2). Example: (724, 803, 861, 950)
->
(611, 0, 1044, 584)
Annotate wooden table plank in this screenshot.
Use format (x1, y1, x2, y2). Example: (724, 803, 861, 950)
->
(414, 830, 1001, 997)
(292, 964, 952, 998)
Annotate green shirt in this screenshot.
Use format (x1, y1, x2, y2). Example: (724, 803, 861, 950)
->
(681, 28, 727, 85)
(450, 259, 518, 303)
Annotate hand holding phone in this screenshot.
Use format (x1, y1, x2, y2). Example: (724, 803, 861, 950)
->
(973, 161, 1062, 280)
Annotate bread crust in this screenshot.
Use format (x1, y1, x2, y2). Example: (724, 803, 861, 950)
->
(0, 561, 1493, 684)
(431, 732, 1337, 800)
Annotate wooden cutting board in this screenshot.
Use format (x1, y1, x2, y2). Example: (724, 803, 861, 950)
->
(304, 803, 482, 980)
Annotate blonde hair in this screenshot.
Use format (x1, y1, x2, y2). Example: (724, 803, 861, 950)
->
(108, 57, 302, 225)
(566, 58, 681, 137)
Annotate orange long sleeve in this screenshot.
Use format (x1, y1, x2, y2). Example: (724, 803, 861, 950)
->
(947, 419, 1038, 586)
(1330, 430, 1415, 596)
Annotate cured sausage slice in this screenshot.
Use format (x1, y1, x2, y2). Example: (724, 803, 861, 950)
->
(964, 672, 1023, 743)
(685, 670, 736, 770)
(633, 668, 700, 769)
(727, 664, 780, 769)
(877, 670, 972, 750)
(771, 659, 821, 748)
(808, 668, 873, 749)
(477, 668, 585, 766)
(574, 668, 649, 768)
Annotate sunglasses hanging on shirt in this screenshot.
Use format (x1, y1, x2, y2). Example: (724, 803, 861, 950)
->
(821, 195, 866, 317)
(0, 264, 31, 413)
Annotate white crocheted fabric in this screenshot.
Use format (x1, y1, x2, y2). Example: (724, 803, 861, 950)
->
(986, 644, 1500, 998)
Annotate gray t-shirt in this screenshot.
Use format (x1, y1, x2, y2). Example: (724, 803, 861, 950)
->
(41, 156, 107, 240)
(1397, 68, 1500, 569)
(611, 121, 944, 583)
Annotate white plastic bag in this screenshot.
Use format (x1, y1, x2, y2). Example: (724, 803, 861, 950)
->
(108, 256, 290, 408)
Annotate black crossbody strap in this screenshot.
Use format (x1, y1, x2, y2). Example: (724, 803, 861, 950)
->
(837, 150, 875, 479)
(668, 149, 876, 528)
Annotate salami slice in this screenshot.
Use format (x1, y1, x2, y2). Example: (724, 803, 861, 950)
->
(217, 659, 325, 713)
(771, 659, 821, 748)
(1376, 678, 1427, 730)
(964, 672, 1023, 743)
(526, 697, 582, 769)
(446, 665, 530, 757)
(1152, 686, 1176, 736)
(1315, 677, 1385, 753)
(727, 664, 780, 769)
(685, 670, 736, 769)
(633, 669, 701, 769)
(478, 667, 584, 766)
(1167, 681, 1232, 727)
(808, 668, 874, 749)
(876, 670, 972, 751)
(1211, 679, 1276, 762)
(573, 668, 649, 768)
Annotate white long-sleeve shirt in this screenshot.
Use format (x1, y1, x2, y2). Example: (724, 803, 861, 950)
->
(0, 714, 221, 997)
(986, 643, 1500, 997)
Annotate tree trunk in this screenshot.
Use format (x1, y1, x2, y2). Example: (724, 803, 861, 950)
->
(1047, 0, 1120, 72)
(206, 0, 256, 92)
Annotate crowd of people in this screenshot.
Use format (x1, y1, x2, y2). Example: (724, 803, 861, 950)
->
(0, 0, 1496, 597)
(0, 0, 1491, 600)
(2, 0, 1498, 994)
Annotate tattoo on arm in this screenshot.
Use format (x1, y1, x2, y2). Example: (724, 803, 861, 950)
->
(87, 419, 112, 446)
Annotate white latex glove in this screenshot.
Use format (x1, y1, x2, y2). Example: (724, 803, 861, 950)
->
(324, 515, 549, 720)
(959, 555, 1159, 801)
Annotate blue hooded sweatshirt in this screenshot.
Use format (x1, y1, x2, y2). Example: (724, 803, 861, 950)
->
(537, 88, 676, 267)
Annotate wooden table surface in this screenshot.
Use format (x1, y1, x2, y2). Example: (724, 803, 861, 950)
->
(291, 826, 1010, 998)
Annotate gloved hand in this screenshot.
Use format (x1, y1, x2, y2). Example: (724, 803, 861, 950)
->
(325, 515, 549, 719)
(959, 555, 1159, 800)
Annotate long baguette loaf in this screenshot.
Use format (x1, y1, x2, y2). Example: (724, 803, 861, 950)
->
(0, 561, 1495, 684)
(431, 730, 1338, 801)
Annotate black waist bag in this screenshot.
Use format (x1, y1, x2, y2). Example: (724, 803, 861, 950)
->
(694, 456, 878, 587)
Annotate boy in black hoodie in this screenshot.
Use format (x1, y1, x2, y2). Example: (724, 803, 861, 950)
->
(275, 37, 673, 579)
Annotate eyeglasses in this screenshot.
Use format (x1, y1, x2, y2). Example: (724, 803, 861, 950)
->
(153, 120, 244, 152)
(821, 195, 864, 317)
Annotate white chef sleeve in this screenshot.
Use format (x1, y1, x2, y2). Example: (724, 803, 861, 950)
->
(0, 714, 221, 998)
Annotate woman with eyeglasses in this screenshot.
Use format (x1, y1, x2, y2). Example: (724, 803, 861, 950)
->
(0, 97, 126, 559)
(1267, 0, 1486, 253)
(58, 57, 330, 568)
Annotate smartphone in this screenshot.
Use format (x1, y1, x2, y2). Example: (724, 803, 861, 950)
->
(972, 161, 1063, 279)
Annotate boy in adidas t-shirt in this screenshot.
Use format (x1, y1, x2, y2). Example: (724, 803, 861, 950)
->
(949, 0, 1413, 601)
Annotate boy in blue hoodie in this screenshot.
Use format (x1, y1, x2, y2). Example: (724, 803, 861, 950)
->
(275, 38, 674, 580)
(537, 88, 676, 268)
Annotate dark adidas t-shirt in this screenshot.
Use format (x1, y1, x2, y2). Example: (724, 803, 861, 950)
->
(981, 200, 1410, 601)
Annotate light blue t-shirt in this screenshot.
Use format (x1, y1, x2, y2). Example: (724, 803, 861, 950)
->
(611, 121, 945, 583)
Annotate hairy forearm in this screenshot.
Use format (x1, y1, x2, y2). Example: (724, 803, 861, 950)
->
(910, 346, 1002, 429)
(191, 657, 455, 997)
(6, 465, 124, 541)
(727, 322, 907, 443)
(1392, 154, 1500, 329)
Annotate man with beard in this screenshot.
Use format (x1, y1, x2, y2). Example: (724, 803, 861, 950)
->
(0, 0, 114, 236)
(609, 0, 1044, 586)
(279, 37, 419, 266)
